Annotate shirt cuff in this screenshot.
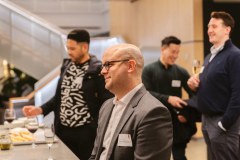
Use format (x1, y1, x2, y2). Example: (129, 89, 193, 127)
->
(218, 121, 227, 131)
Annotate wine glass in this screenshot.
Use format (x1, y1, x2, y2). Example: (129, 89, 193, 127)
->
(4, 108, 16, 130)
(192, 59, 201, 75)
(25, 117, 39, 149)
(44, 124, 55, 160)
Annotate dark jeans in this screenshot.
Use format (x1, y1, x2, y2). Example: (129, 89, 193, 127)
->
(172, 143, 187, 160)
(57, 123, 96, 160)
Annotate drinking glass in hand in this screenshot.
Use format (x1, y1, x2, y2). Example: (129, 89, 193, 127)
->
(192, 59, 201, 75)
(4, 108, 16, 129)
(44, 124, 55, 160)
(25, 117, 39, 149)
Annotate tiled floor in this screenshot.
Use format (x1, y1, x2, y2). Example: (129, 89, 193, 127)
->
(170, 122, 208, 160)
(170, 137, 207, 160)
(186, 138, 207, 160)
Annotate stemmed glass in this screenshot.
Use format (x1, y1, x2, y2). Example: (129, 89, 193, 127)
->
(192, 59, 201, 75)
(44, 124, 55, 160)
(4, 108, 16, 130)
(25, 117, 39, 149)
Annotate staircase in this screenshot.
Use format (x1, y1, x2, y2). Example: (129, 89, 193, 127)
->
(0, 0, 67, 80)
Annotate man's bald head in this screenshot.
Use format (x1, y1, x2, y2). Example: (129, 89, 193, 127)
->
(103, 44, 144, 75)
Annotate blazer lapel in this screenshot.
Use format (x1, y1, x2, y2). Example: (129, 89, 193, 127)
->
(106, 87, 147, 159)
(96, 100, 115, 160)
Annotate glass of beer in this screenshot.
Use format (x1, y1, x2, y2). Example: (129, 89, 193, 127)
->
(0, 134, 12, 150)
(192, 59, 201, 75)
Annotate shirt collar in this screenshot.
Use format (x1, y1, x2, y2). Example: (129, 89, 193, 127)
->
(113, 83, 143, 106)
(159, 60, 172, 69)
(210, 44, 224, 56)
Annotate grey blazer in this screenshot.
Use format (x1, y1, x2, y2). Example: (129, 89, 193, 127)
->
(89, 86, 173, 160)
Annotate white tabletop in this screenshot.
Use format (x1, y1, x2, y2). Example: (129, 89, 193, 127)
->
(0, 139, 79, 160)
(0, 125, 79, 160)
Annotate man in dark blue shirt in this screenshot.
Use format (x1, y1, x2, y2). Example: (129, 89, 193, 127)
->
(188, 11, 240, 160)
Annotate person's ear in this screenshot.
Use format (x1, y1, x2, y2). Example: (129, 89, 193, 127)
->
(161, 46, 167, 53)
(128, 60, 136, 72)
(225, 26, 231, 35)
(81, 43, 89, 52)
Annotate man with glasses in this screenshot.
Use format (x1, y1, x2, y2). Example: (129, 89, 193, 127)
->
(89, 43, 173, 160)
(142, 36, 197, 160)
(22, 29, 112, 160)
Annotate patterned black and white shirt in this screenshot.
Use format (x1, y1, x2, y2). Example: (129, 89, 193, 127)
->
(60, 61, 92, 127)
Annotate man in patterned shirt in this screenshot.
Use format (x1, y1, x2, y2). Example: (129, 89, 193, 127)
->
(22, 29, 113, 160)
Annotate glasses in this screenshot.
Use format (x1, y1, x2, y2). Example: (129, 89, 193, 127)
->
(102, 59, 129, 71)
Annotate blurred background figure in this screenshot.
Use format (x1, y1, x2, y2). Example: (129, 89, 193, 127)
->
(22, 29, 113, 160)
(142, 36, 198, 160)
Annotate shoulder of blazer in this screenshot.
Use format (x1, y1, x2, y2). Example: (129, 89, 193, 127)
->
(99, 98, 114, 113)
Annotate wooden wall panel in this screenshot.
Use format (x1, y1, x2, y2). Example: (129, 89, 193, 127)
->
(109, 0, 204, 138)
(109, 1, 138, 44)
(109, 0, 204, 74)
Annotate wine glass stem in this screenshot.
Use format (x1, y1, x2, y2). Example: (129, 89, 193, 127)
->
(32, 142, 35, 148)
(48, 145, 52, 160)
(32, 134, 36, 149)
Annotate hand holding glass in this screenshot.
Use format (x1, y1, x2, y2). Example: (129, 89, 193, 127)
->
(25, 117, 39, 148)
(192, 59, 201, 75)
(44, 124, 55, 160)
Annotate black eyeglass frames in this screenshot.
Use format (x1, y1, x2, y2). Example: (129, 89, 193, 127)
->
(102, 59, 129, 71)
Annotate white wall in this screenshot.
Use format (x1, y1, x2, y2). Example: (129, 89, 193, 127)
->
(9, 0, 110, 36)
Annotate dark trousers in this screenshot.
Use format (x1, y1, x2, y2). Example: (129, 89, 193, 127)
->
(172, 143, 187, 160)
(202, 115, 240, 160)
(57, 123, 96, 160)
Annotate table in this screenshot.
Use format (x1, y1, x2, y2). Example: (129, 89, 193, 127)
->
(0, 125, 79, 160)
(0, 139, 79, 160)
